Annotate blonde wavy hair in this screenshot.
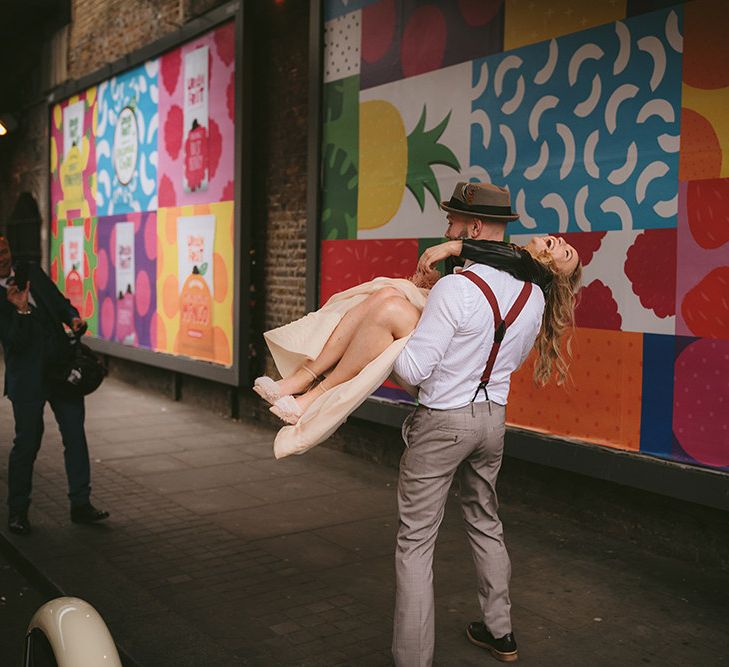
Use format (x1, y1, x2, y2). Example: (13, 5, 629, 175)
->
(532, 252, 583, 387)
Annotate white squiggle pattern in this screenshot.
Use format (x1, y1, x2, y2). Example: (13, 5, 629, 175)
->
(637, 99, 674, 123)
(516, 189, 537, 228)
(637, 36, 666, 92)
(605, 84, 639, 133)
(657, 133, 680, 153)
(145, 59, 159, 77)
(495, 56, 523, 97)
(541, 192, 569, 232)
(471, 109, 492, 150)
(654, 194, 677, 217)
(584, 130, 600, 178)
(524, 141, 549, 180)
(147, 114, 158, 145)
(502, 75, 525, 114)
(666, 10, 683, 53)
(608, 141, 638, 185)
(140, 154, 155, 196)
(574, 74, 602, 117)
(529, 95, 559, 140)
(568, 43, 604, 86)
(636, 161, 669, 204)
(614, 22, 630, 75)
(472, 62, 490, 100)
(534, 39, 558, 85)
(500, 125, 516, 177)
(556, 123, 575, 180)
(468, 8, 681, 234)
(600, 196, 633, 230)
(574, 185, 591, 231)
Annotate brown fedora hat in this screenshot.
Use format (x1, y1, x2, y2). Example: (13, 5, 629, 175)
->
(440, 182, 519, 221)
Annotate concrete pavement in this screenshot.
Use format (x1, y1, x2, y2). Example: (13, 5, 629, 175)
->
(0, 376, 727, 665)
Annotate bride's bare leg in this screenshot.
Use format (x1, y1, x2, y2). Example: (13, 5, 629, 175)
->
(292, 294, 420, 413)
(276, 287, 407, 396)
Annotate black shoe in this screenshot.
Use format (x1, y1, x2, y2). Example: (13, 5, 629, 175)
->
(466, 622, 518, 662)
(8, 511, 31, 535)
(70, 503, 110, 524)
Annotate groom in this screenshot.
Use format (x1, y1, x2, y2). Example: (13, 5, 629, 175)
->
(391, 182, 545, 665)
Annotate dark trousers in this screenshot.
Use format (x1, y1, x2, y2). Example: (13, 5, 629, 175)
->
(7, 394, 91, 513)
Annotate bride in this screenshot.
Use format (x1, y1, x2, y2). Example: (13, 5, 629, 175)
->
(255, 234, 581, 427)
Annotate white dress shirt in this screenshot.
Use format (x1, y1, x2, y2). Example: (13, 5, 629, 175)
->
(394, 263, 545, 408)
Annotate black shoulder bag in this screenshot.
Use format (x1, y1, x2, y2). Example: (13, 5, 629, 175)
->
(54, 325, 107, 396)
(28, 270, 107, 396)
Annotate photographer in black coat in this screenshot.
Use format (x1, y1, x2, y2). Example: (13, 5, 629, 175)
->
(0, 236, 108, 535)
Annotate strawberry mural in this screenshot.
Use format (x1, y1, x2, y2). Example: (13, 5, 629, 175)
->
(161, 48, 181, 96)
(624, 230, 676, 318)
(673, 338, 729, 467)
(681, 267, 729, 339)
(575, 280, 622, 330)
(164, 105, 183, 160)
(686, 178, 729, 249)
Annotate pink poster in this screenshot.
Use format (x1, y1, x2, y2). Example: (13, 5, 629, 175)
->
(158, 21, 235, 207)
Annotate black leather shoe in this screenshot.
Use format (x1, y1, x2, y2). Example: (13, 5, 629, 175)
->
(8, 511, 31, 535)
(70, 503, 110, 524)
(466, 622, 518, 662)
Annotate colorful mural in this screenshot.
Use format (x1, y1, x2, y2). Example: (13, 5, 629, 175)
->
(320, 0, 729, 472)
(49, 20, 236, 370)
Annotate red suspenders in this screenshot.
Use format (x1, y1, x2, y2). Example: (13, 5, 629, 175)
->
(460, 271, 533, 401)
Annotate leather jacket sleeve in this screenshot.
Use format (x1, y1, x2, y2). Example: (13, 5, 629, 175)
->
(458, 239, 553, 295)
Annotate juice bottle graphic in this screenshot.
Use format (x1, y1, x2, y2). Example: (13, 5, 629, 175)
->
(66, 264, 84, 317)
(115, 285, 135, 345)
(178, 265, 214, 360)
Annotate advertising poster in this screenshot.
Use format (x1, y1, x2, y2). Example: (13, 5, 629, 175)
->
(50, 218, 98, 334)
(183, 46, 209, 193)
(157, 21, 235, 207)
(50, 90, 97, 221)
(95, 62, 159, 215)
(50, 19, 236, 376)
(156, 202, 234, 366)
(95, 213, 157, 351)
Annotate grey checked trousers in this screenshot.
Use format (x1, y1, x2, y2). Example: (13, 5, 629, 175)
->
(392, 401, 512, 667)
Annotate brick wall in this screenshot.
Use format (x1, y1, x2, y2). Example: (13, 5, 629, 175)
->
(68, 0, 184, 79)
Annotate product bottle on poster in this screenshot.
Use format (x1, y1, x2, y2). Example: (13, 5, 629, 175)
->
(183, 119, 208, 192)
(66, 263, 84, 318)
(178, 265, 214, 360)
(115, 285, 136, 345)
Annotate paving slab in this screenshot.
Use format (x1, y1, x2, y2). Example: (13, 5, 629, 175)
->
(0, 376, 728, 666)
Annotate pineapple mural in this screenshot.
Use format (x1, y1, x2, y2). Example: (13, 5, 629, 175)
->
(320, 63, 471, 241)
(358, 102, 460, 231)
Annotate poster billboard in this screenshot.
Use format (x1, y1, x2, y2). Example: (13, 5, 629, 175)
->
(49, 15, 242, 384)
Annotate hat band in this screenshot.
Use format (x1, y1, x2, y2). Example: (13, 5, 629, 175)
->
(446, 198, 514, 217)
